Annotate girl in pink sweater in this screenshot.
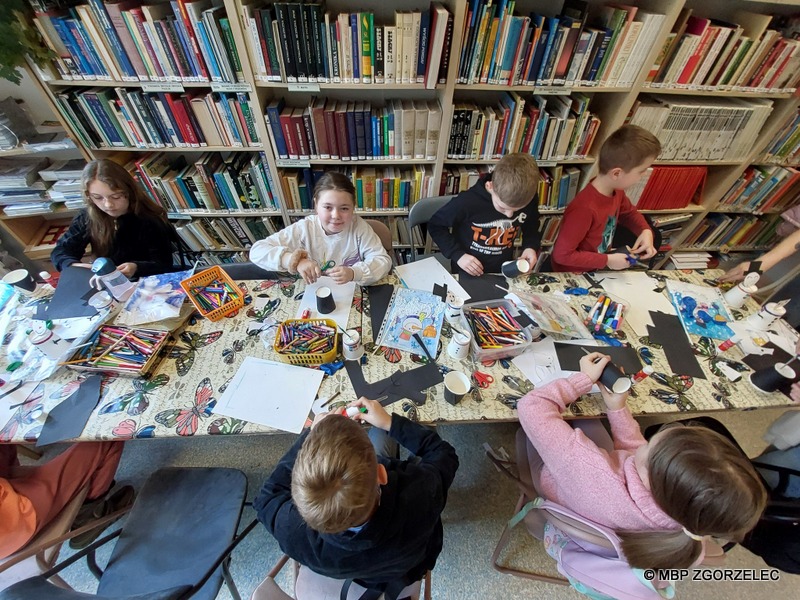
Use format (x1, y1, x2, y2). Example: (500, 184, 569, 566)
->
(518, 352, 767, 569)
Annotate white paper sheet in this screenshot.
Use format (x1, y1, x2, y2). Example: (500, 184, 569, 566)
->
(295, 277, 355, 331)
(395, 257, 470, 300)
(213, 357, 324, 433)
(600, 272, 676, 336)
(512, 337, 600, 393)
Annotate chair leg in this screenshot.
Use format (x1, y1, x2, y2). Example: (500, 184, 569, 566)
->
(222, 556, 241, 600)
(86, 549, 104, 581)
(424, 571, 431, 600)
(17, 445, 42, 461)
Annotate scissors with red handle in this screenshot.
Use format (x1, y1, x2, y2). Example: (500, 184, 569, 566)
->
(472, 371, 494, 389)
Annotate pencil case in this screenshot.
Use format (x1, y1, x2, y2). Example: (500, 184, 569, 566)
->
(273, 318, 338, 366)
(463, 299, 534, 361)
(180, 266, 243, 322)
(64, 325, 169, 378)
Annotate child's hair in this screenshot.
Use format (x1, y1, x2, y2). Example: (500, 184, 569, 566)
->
(291, 415, 379, 534)
(313, 171, 356, 205)
(82, 159, 168, 257)
(597, 125, 661, 174)
(619, 425, 766, 569)
(491, 153, 541, 208)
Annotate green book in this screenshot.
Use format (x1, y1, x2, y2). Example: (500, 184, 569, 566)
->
(219, 18, 244, 80)
(360, 12, 372, 83)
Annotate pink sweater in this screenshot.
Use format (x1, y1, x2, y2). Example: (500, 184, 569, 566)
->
(517, 373, 679, 532)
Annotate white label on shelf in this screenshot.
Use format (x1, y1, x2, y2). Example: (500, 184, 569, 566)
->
(538, 161, 556, 167)
(142, 82, 185, 92)
(211, 82, 252, 93)
(276, 159, 311, 168)
(288, 82, 321, 92)
(167, 212, 192, 221)
(534, 87, 570, 95)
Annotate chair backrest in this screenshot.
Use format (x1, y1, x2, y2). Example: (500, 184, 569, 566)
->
(364, 219, 394, 255)
(407, 196, 454, 262)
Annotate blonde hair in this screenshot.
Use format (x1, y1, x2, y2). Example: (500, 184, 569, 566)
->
(292, 415, 379, 533)
(491, 153, 541, 208)
(598, 125, 661, 174)
(81, 159, 168, 257)
(619, 425, 766, 569)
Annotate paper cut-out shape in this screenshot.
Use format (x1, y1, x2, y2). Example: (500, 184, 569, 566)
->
(37, 374, 102, 447)
(344, 360, 442, 406)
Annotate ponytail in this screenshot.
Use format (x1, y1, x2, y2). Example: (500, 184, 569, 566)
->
(618, 529, 702, 570)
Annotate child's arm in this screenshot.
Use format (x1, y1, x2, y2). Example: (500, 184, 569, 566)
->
(551, 205, 610, 272)
(519, 202, 542, 266)
(348, 220, 392, 285)
(596, 384, 647, 451)
(249, 221, 305, 272)
(51, 212, 91, 271)
(426, 201, 465, 264)
(617, 196, 655, 258)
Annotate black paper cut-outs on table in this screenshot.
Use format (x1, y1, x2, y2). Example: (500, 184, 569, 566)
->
(647, 311, 705, 379)
(458, 274, 508, 303)
(366, 284, 395, 344)
(344, 360, 443, 406)
(742, 342, 798, 395)
(37, 374, 103, 447)
(432, 283, 447, 301)
(36, 265, 98, 320)
(554, 343, 643, 375)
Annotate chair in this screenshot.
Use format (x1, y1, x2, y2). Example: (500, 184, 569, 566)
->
(251, 554, 431, 600)
(364, 219, 394, 255)
(407, 195, 454, 263)
(0, 467, 256, 600)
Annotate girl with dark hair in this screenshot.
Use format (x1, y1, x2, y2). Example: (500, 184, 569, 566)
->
(518, 352, 767, 570)
(51, 159, 177, 278)
(250, 172, 391, 285)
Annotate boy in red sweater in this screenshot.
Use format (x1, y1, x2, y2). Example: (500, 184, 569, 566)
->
(552, 125, 659, 272)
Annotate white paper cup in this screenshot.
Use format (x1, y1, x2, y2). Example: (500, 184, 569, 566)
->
(723, 283, 756, 309)
(447, 332, 471, 360)
(444, 371, 471, 405)
(2, 269, 36, 293)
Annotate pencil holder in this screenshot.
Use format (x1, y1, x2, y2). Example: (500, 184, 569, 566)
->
(64, 326, 169, 378)
(274, 318, 338, 366)
(463, 299, 533, 361)
(180, 266, 243, 322)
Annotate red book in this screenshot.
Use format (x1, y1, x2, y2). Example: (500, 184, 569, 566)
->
(334, 102, 350, 161)
(279, 107, 299, 159)
(323, 99, 339, 159)
(310, 97, 329, 158)
(173, 0, 209, 80)
(750, 39, 787, 88)
(764, 40, 800, 88)
(291, 107, 309, 160)
(677, 17, 712, 84)
(164, 93, 198, 146)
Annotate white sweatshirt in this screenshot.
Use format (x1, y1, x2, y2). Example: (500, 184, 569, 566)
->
(249, 215, 392, 285)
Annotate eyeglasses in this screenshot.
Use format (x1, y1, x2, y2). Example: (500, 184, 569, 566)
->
(89, 193, 127, 203)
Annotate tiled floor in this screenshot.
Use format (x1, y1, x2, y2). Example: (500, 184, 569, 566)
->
(46, 406, 800, 599)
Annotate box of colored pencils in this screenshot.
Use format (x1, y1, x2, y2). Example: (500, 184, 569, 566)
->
(584, 294, 627, 333)
(180, 266, 243, 322)
(463, 300, 533, 361)
(63, 325, 169, 377)
(274, 319, 338, 366)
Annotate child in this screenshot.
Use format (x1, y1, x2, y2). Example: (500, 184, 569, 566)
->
(249, 172, 391, 285)
(552, 125, 659, 272)
(427, 153, 541, 276)
(51, 159, 178, 278)
(518, 352, 766, 569)
(254, 397, 459, 596)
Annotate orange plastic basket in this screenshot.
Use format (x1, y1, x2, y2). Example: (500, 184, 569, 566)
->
(180, 266, 244, 322)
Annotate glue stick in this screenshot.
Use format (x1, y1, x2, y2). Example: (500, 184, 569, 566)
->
(631, 366, 654, 384)
(718, 334, 741, 352)
(345, 406, 367, 418)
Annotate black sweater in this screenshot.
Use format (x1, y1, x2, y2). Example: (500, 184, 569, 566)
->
(51, 210, 176, 277)
(428, 174, 541, 273)
(254, 416, 459, 591)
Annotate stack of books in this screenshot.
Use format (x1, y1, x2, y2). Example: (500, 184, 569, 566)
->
(683, 214, 781, 250)
(629, 166, 707, 209)
(761, 108, 800, 164)
(0, 158, 53, 215)
(669, 252, 712, 269)
(717, 165, 800, 213)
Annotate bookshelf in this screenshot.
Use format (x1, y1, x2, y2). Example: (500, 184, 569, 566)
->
(10, 0, 800, 270)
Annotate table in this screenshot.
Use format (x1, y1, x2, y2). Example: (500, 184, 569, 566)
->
(0, 269, 795, 443)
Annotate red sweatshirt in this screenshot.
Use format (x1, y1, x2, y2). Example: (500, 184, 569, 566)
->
(552, 182, 650, 272)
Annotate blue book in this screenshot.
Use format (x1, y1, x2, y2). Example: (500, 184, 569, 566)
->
(265, 98, 288, 159)
(195, 21, 222, 81)
(81, 92, 124, 146)
(156, 93, 186, 145)
(586, 27, 612, 83)
(345, 103, 358, 160)
(319, 21, 329, 80)
(212, 171, 235, 209)
(66, 15, 107, 77)
(215, 93, 242, 145)
(174, 173, 200, 208)
(525, 14, 547, 84)
(170, 1, 204, 79)
(495, 16, 524, 84)
(350, 13, 360, 82)
(371, 113, 379, 158)
(484, 0, 509, 83)
(87, 0, 137, 79)
(53, 17, 95, 77)
(362, 103, 372, 158)
(536, 16, 560, 83)
(417, 9, 431, 83)
(140, 93, 171, 143)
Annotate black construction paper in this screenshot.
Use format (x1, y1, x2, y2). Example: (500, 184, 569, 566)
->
(37, 374, 102, 447)
(344, 360, 442, 406)
(554, 343, 643, 375)
(36, 266, 98, 320)
(647, 311, 705, 379)
(366, 284, 395, 344)
(743, 343, 798, 395)
(432, 283, 447, 301)
(458, 274, 507, 302)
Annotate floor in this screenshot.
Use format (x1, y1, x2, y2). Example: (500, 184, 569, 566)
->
(47, 406, 800, 599)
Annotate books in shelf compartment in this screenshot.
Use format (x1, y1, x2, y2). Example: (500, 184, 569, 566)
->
(174, 214, 282, 251)
(447, 92, 600, 160)
(538, 214, 562, 245)
(762, 108, 800, 165)
(439, 164, 490, 195)
(683, 213, 781, 250)
(627, 96, 773, 161)
(628, 166, 707, 210)
(718, 165, 800, 214)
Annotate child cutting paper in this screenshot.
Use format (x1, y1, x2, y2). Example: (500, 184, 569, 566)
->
(518, 352, 767, 569)
(249, 172, 391, 286)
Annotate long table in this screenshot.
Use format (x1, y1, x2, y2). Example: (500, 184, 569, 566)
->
(1, 269, 795, 443)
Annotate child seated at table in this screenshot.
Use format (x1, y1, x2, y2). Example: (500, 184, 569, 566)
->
(51, 159, 179, 279)
(551, 125, 659, 272)
(518, 352, 767, 569)
(254, 397, 459, 596)
(249, 172, 391, 285)
(427, 153, 541, 276)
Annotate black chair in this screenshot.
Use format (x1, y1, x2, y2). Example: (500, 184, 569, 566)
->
(0, 467, 256, 600)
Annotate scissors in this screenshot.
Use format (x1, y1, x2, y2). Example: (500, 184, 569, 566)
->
(321, 260, 335, 272)
(472, 371, 494, 389)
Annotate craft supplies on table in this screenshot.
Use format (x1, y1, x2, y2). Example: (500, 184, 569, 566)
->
(274, 319, 338, 366)
(584, 294, 627, 332)
(374, 287, 445, 358)
(463, 299, 534, 361)
(180, 266, 243, 321)
(63, 325, 169, 377)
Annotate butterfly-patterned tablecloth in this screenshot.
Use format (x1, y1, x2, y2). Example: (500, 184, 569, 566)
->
(0, 270, 795, 443)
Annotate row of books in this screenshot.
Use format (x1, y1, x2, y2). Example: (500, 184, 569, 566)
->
(645, 9, 800, 92)
(0, 158, 52, 214)
(537, 165, 581, 211)
(717, 165, 800, 214)
(30, 0, 246, 83)
(683, 214, 781, 250)
(130, 152, 278, 214)
(627, 166, 707, 210)
(538, 214, 562, 245)
(447, 92, 599, 160)
(186, 250, 251, 267)
(278, 166, 435, 212)
(241, 3, 453, 89)
(54, 88, 261, 150)
(762, 109, 800, 165)
(627, 96, 773, 162)
(265, 98, 442, 161)
(174, 214, 280, 251)
(438, 165, 490, 196)
(457, 1, 666, 88)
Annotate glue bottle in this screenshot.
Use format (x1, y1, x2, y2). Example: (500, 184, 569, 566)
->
(631, 366, 654, 384)
(90, 257, 136, 302)
(718, 334, 741, 352)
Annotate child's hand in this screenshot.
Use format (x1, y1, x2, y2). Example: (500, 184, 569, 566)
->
(717, 262, 748, 283)
(599, 385, 629, 412)
(607, 254, 632, 270)
(117, 262, 138, 278)
(521, 248, 537, 269)
(791, 382, 800, 403)
(350, 397, 392, 431)
(328, 266, 354, 284)
(580, 352, 610, 382)
(297, 258, 321, 284)
(630, 229, 656, 259)
(457, 254, 484, 276)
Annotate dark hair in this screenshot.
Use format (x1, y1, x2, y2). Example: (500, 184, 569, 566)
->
(598, 125, 661, 174)
(313, 172, 356, 205)
(81, 159, 168, 257)
(618, 426, 766, 569)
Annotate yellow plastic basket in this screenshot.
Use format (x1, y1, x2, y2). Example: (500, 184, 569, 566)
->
(180, 266, 244, 322)
(274, 318, 338, 366)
